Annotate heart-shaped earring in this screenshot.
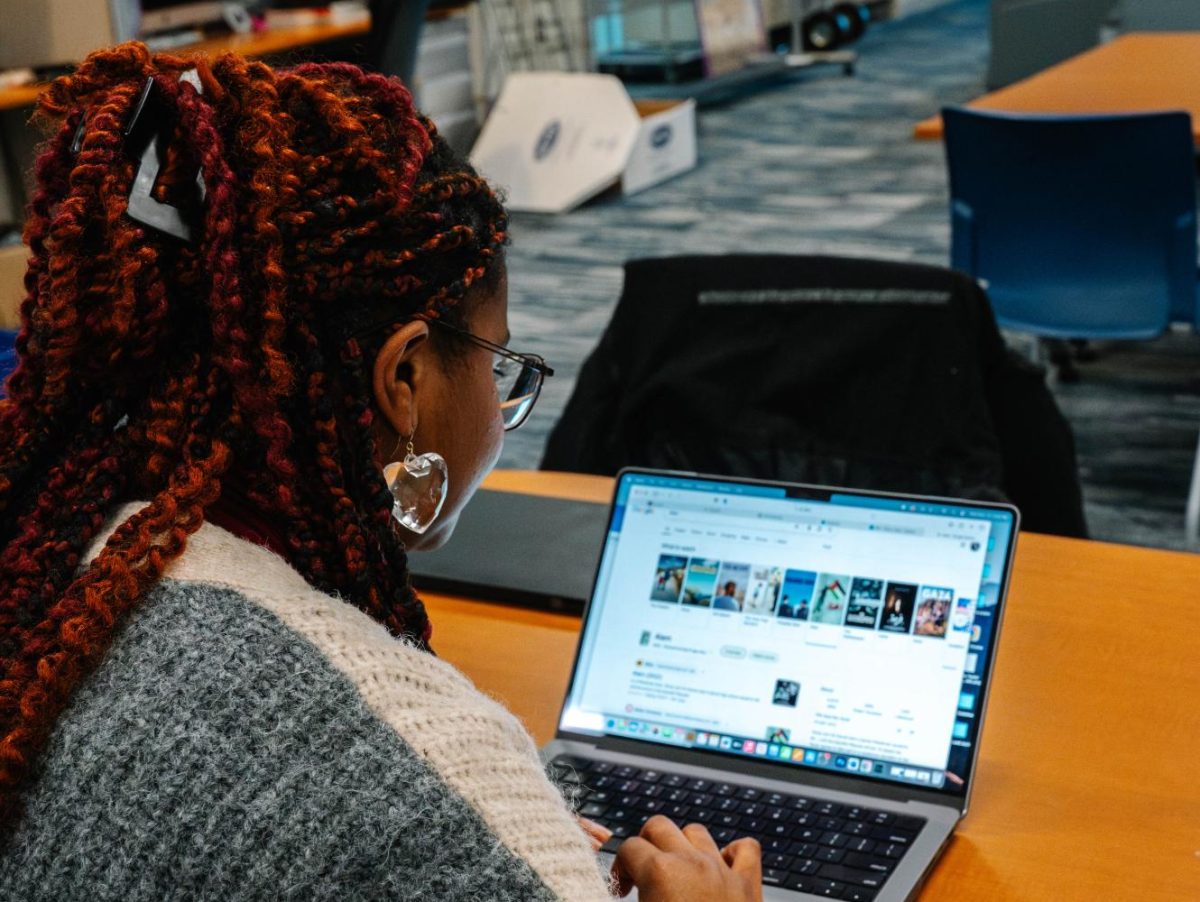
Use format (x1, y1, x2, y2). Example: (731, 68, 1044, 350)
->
(383, 437, 448, 535)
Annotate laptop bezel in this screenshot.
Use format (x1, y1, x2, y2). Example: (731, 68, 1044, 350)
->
(552, 466, 1020, 817)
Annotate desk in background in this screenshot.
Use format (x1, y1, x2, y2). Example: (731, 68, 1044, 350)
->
(914, 33, 1200, 143)
(424, 470, 1200, 901)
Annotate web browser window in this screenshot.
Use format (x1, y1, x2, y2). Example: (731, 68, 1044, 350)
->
(560, 472, 1016, 795)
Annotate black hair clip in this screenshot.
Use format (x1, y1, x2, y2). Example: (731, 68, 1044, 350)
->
(122, 69, 206, 243)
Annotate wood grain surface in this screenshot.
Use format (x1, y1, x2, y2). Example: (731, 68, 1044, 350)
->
(914, 33, 1200, 143)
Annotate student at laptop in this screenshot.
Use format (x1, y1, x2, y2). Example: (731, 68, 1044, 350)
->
(0, 46, 759, 901)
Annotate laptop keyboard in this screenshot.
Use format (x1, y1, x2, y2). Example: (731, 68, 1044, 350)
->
(550, 755, 925, 900)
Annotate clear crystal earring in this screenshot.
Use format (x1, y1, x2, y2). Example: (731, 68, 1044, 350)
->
(383, 434, 449, 535)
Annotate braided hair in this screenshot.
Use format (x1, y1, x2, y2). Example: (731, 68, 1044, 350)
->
(0, 43, 508, 826)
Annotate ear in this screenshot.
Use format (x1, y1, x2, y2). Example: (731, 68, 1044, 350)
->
(371, 319, 431, 439)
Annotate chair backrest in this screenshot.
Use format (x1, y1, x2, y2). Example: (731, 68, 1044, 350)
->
(541, 254, 1088, 537)
(943, 107, 1197, 339)
(0, 329, 17, 398)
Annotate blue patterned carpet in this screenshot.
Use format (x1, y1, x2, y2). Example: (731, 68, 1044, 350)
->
(498, 0, 1200, 552)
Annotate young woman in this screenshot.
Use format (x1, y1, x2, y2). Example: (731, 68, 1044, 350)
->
(0, 44, 761, 900)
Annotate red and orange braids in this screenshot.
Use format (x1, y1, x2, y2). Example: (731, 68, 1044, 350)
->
(0, 42, 509, 827)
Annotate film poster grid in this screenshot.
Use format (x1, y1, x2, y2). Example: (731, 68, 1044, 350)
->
(651, 555, 963, 639)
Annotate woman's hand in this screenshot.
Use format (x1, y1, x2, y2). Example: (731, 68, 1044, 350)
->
(577, 815, 613, 852)
(612, 815, 762, 901)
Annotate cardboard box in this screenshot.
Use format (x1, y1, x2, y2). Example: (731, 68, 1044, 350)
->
(0, 244, 26, 330)
(624, 98, 697, 196)
(470, 72, 698, 213)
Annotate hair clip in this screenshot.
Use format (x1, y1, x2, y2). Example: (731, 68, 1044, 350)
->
(123, 69, 206, 243)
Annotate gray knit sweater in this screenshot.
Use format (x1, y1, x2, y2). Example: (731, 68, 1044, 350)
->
(0, 505, 612, 901)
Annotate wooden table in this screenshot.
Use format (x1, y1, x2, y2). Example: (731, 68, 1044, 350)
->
(0, 20, 378, 113)
(914, 33, 1200, 143)
(423, 470, 1200, 901)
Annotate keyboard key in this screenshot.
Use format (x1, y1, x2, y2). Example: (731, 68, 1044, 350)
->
(714, 782, 737, 796)
(638, 770, 663, 783)
(784, 875, 815, 893)
(662, 774, 687, 788)
(870, 827, 916, 845)
(788, 841, 817, 858)
(816, 864, 886, 889)
(716, 812, 740, 828)
(580, 802, 608, 818)
(876, 843, 906, 860)
(737, 787, 763, 801)
(812, 878, 846, 897)
(820, 832, 848, 848)
(716, 797, 740, 812)
(589, 761, 613, 774)
(665, 788, 690, 803)
(792, 826, 822, 842)
(792, 858, 821, 876)
(764, 836, 793, 853)
(639, 798, 664, 814)
(741, 817, 767, 833)
(763, 867, 787, 886)
(737, 801, 763, 816)
(611, 823, 633, 838)
(869, 811, 893, 825)
(712, 827, 737, 844)
(847, 837, 876, 854)
(692, 808, 716, 823)
(818, 816, 845, 830)
(764, 853, 793, 870)
(586, 790, 613, 804)
(844, 853, 893, 873)
(794, 811, 818, 827)
(608, 808, 635, 823)
(765, 792, 791, 807)
(590, 775, 615, 789)
(816, 847, 846, 863)
(816, 801, 843, 816)
(844, 807, 867, 820)
(789, 796, 813, 810)
(665, 803, 691, 820)
(765, 806, 789, 821)
(689, 793, 714, 808)
(842, 888, 878, 901)
(600, 835, 623, 853)
(613, 765, 639, 779)
(763, 822, 791, 838)
(895, 815, 926, 832)
(686, 778, 712, 791)
(844, 820, 871, 836)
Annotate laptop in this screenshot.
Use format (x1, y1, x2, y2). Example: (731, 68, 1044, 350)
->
(542, 468, 1019, 900)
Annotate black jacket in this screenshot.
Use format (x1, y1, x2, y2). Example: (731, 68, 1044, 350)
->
(542, 255, 1086, 538)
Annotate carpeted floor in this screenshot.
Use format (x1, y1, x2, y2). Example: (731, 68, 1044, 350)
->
(497, 0, 1200, 552)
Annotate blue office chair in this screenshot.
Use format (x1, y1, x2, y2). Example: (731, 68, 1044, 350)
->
(942, 106, 1198, 340)
(0, 329, 17, 398)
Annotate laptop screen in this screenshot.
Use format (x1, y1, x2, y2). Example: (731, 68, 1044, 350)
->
(558, 470, 1018, 797)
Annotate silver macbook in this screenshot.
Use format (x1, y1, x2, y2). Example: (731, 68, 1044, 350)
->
(542, 468, 1018, 900)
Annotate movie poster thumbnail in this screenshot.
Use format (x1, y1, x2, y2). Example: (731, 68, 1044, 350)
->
(811, 573, 850, 625)
(712, 562, 750, 611)
(914, 586, 952, 638)
(879, 582, 917, 634)
(951, 596, 974, 632)
(745, 566, 783, 614)
(777, 569, 816, 620)
(650, 554, 687, 603)
(844, 577, 884, 629)
(681, 558, 720, 607)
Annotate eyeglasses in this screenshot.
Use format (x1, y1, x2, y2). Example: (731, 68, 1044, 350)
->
(427, 319, 554, 431)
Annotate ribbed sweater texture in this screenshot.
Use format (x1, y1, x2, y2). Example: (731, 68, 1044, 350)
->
(0, 506, 612, 901)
